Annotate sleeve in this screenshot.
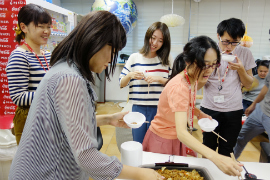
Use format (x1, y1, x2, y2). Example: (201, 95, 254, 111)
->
(6, 51, 34, 106)
(119, 53, 136, 87)
(53, 74, 122, 180)
(167, 82, 189, 112)
(264, 71, 270, 88)
(242, 48, 256, 71)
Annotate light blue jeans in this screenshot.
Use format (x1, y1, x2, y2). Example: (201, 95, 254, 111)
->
(234, 103, 270, 159)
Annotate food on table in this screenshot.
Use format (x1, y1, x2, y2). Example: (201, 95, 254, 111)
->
(131, 122, 137, 124)
(155, 168, 204, 180)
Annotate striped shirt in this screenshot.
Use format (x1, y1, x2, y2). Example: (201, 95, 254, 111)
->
(6, 47, 50, 106)
(9, 60, 122, 180)
(119, 53, 173, 105)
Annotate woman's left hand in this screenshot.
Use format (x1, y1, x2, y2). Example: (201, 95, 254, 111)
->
(144, 76, 161, 83)
(110, 111, 130, 128)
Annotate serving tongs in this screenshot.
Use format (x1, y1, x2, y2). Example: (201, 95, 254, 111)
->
(155, 155, 188, 167)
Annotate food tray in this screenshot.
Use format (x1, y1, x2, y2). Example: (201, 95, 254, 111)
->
(140, 163, 214, 180)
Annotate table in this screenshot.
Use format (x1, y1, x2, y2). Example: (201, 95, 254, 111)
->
(117, 151, 270, 180)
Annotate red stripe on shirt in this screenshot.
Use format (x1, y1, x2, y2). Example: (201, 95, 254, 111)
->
(146, 69, 169, 73)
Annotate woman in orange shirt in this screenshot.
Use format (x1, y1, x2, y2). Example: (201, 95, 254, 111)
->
(143, 36, 243, 177)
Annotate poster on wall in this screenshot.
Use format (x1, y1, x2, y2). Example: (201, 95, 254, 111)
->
(0, 0, 25, 128)
(0, 0, 76, 128)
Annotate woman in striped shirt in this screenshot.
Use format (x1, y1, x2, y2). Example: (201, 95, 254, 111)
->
(119, 22, 173, 144)
(6, 4, 52, 144)
(9, 11, 164, 180)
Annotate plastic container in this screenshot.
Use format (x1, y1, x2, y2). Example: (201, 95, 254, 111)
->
(221, 54, 236, 62)
(123, 112, 146, 128)
(198, 118, 218, 132)
(0, 129, 17, 180)
(121, 141, 142, 167)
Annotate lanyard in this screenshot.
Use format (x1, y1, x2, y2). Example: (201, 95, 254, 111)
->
(24, 42, 50, 72)
(217, 66, 229, 91)
(184, 69, 197, 132)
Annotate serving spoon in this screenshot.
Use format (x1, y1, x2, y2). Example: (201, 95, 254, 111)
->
(242, 165, 257, 179)
(231, 153, 257, 180)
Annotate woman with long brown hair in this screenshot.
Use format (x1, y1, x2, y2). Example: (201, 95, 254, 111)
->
(119, 22, 173, 144)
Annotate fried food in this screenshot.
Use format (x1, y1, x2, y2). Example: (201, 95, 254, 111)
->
(155, 168, 204, 180)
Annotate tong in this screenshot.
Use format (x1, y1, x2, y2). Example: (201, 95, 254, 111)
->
(155, 155, 188, 167)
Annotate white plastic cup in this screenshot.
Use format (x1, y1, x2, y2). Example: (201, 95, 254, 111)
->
(121, 141, 142, 167)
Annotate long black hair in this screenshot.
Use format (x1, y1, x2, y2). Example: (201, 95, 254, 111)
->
(51, 11, 127, 84)
(167, 36, 221, 85)
(139, 22, 171, 66)
(16, 4, 52, 44)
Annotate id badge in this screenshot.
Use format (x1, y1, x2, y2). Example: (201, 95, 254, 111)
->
(214, 95, 224, 103)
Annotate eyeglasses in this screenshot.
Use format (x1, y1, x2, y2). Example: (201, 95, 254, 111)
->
(203, 63, 221, 70)
(219, 37, 240, 46)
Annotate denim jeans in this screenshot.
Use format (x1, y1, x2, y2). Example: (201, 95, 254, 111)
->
(234, 103, 270, 159)
(242, 99, 252, 114)
(132, 104, 157, 144)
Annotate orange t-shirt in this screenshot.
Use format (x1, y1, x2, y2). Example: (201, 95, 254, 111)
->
(150, 74, 196, 139)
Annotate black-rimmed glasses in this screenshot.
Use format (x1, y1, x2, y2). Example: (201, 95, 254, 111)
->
(219, 37, 240, 46)
(203, 63, 221, 70)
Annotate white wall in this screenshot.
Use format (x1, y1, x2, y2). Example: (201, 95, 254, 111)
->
(60, 0, 270, 102)
(52, 0, 61, 6)
(60, 0, 93, 15)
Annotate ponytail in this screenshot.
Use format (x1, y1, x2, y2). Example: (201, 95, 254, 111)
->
(164, 36, 221, 86)
(14, 4, 52, 45)
(14, 24, 25, 45)
(165, 53, 186, 86)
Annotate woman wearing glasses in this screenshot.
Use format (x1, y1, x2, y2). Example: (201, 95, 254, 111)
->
(198, 18, 256, 157)
(142, 36, 243, 177)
